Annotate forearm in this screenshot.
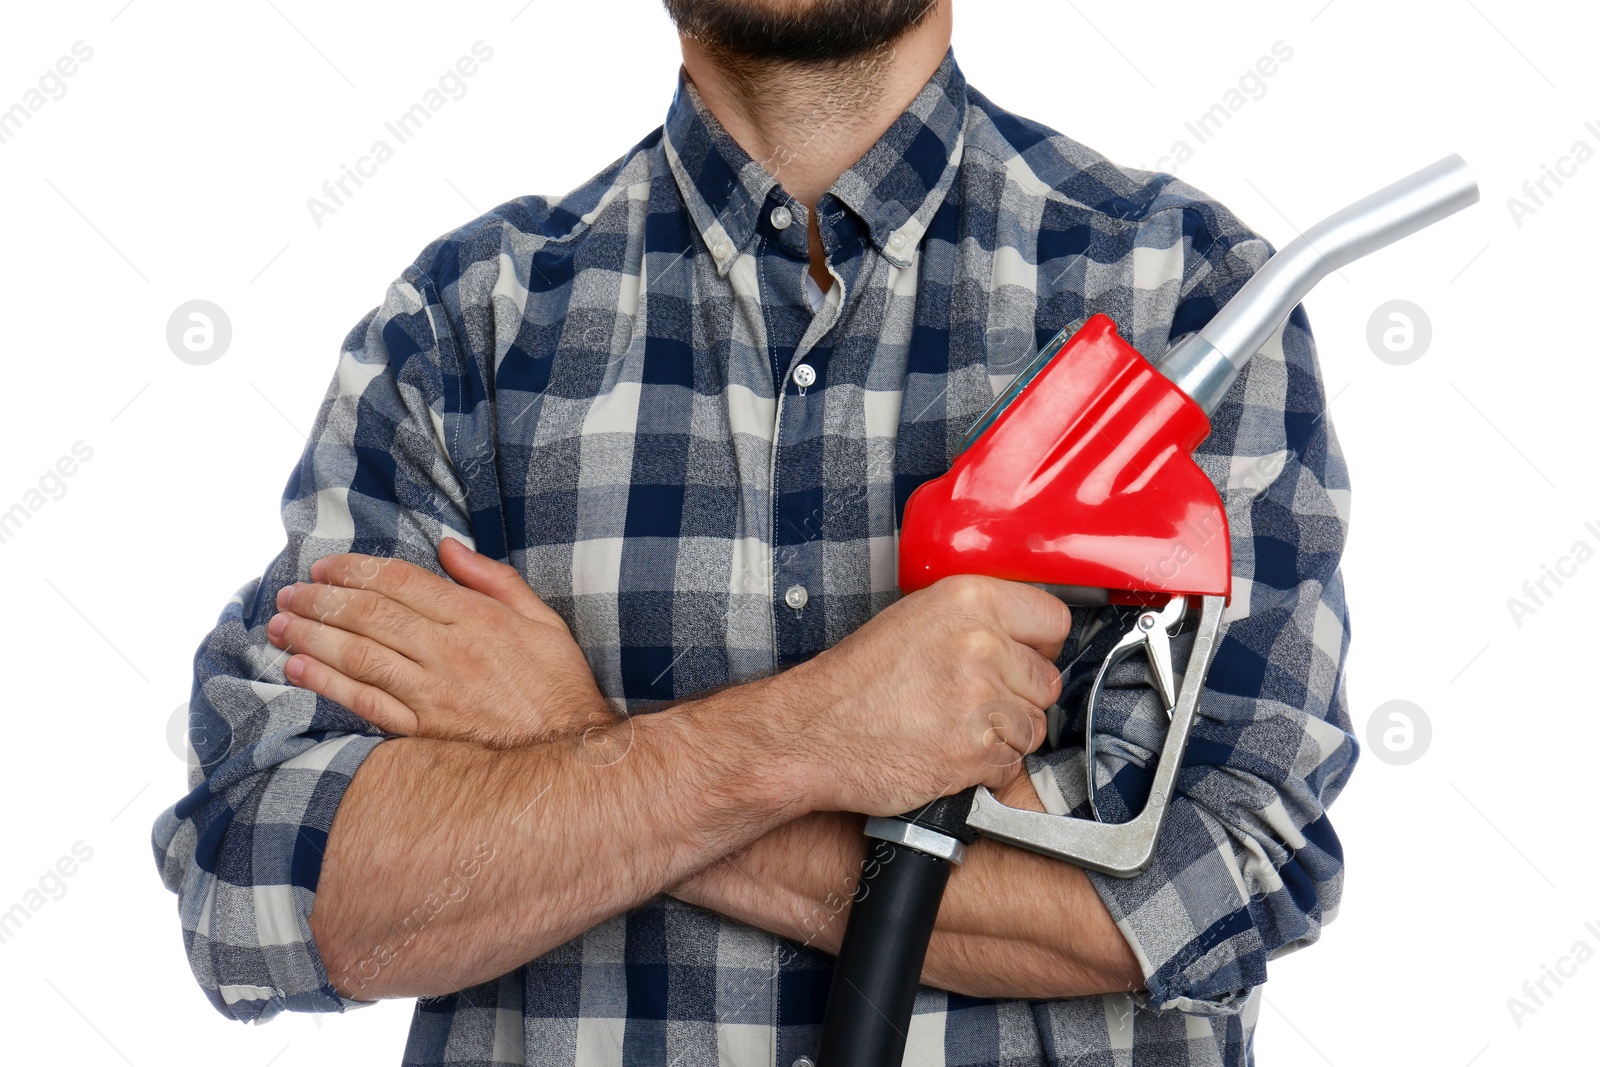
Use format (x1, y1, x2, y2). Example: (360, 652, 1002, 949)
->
(921, 775, 1144, 999)
(310, 673, 805, 1000)
(672, 775, 1143, 1000)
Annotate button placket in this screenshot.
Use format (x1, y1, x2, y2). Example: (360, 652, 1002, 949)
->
(764, 196, 848, 669)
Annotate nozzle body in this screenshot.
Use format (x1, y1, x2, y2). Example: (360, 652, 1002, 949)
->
(897, 315, 1230, 603)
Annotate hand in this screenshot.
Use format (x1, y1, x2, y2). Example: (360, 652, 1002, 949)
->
(266, 536, 615, 748)
(778, 574, 1069, 817)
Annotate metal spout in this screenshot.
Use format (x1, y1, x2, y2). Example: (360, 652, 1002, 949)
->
(1158, 154, 1479, 416)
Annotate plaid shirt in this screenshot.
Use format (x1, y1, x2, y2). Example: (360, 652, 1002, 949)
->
(152, 49, 1356, 1066)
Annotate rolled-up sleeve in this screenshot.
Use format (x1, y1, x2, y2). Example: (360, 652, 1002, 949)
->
(1026, 201, 1358, 1015)
(149, 256, 487, 1022)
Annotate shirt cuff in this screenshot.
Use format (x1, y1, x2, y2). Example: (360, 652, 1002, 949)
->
(1025, 758, 1265, 1016)
(197, 730, 391, 1023)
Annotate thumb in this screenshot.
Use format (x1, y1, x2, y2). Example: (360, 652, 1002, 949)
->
(438, 536, 565, 626)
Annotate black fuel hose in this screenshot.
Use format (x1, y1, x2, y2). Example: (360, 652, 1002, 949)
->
(815, 789, 977, 1066)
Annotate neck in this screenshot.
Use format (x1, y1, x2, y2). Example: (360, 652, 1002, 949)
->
(678, 2, 952, 213)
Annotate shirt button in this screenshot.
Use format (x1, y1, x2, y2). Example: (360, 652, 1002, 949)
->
(712, 239, 731, 260)
(889, 231, 908, 251)
(771, 206, 794, 231)
(784, 584, 809, 610)
(792, 363, 817, 389)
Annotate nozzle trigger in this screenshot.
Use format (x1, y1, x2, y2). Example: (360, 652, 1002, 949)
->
(1084, 596, 1186, 821)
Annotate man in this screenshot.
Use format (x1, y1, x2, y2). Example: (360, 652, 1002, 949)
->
(152, 1, 1357, 1063)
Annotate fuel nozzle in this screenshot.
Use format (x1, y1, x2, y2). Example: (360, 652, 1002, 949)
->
(820, 156, 1483, 1067)
(893, 153, 1481, 869)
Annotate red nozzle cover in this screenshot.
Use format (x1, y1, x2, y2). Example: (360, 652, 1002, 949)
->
(897, 315, 1231, 604)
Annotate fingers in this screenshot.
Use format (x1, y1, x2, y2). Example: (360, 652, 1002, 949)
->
(973, 701, 1043, 792)
(282, 653, 420, 737)
(309, 553, 459, 624)
(984, 580, 1072, 661)
(436, 537, 569, 631)
(991, 634, 1064, 712)
(935, 575, 1069, 661)
(982, 755, 1027, 794)
(975, 700, 1042, 760)
(275, 581, 440, 663)
(267, 607, 427, 705)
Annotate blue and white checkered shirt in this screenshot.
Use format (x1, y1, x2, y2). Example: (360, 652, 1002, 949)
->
(152, 49, 1357, 1066)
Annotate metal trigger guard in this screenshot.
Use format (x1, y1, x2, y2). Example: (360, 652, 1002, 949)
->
(965, 594, 1227, 878)
(1085, 595, 1186, 822)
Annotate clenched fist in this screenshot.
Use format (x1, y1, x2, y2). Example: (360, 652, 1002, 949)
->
(778, 574, 1069, 817)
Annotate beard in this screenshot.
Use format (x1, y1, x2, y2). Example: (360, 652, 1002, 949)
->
(662, 0, 936, 65)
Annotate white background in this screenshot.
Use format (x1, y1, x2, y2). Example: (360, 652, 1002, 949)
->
(0, 1, 1594, 1063)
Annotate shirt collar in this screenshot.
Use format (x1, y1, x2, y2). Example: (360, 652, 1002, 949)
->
(663, 48, 969, 275)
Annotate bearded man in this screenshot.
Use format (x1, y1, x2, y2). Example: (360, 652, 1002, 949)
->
(153, 2, 1356, 1063)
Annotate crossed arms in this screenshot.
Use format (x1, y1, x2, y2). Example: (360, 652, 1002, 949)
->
(271, 539, 1142, 1002)
(151, 242, 1356, 1024)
